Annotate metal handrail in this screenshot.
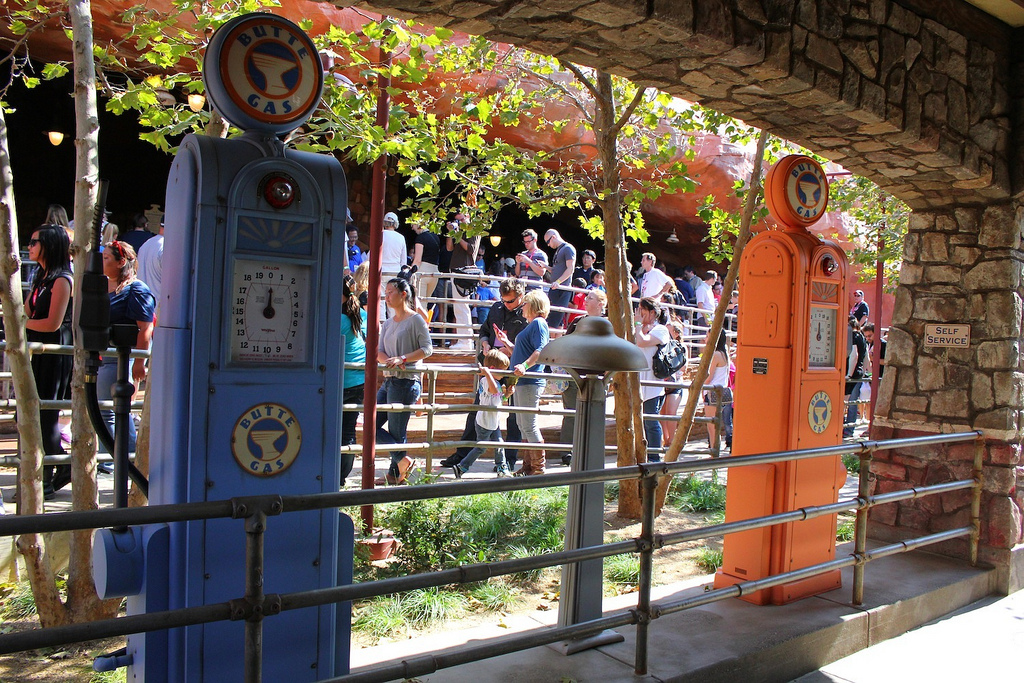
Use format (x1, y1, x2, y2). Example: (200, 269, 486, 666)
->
(0, 430, 984, 683)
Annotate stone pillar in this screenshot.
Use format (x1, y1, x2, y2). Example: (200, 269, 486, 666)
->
(872, 203, 1024, 590)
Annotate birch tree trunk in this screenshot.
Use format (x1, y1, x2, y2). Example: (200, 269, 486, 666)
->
(592, 71, 645, 519)
(0, 110, 67, 626)
(654, 130, 769, 515)
(64, 0, 120, 623)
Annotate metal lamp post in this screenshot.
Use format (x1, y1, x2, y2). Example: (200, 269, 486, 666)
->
(538, 316, 647, 654)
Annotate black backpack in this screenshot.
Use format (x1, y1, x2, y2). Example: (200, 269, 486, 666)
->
(652, 339, 686, 380)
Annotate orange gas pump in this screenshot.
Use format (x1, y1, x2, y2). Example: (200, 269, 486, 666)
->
(713, 155, 849, 605)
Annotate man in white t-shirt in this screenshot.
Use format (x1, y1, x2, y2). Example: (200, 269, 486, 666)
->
(380, 211, 407, 275)
(137, 222, 164, 315)
(639, 252, 673, 300)
(694, 270, 718, 328)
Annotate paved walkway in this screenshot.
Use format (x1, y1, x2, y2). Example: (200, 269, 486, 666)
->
(792, 588, 1024, 682)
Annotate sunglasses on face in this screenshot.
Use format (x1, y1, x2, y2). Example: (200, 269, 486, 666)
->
(502, 296, 519, 305)
(28, 238, 40, 246)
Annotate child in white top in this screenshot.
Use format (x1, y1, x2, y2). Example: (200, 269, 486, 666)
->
(453, 350, 512, 478)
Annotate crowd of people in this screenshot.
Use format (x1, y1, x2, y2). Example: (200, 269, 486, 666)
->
(18, 202, 886, 496)
(341, 213, 748, 482)
(17, 205, 159, 498)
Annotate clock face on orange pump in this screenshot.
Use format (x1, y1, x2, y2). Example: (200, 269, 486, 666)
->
(808, 306, 836, 368)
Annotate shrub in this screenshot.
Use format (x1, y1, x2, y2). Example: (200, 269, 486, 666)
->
(842, 453, 861, 474)
(378, 488, 568, 574)
(668, 475, 726, 513)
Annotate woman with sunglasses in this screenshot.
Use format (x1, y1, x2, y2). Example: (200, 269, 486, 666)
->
(376, 277, 432, 484)
(100, 241, 156, 454)
(25, 225, 74, 497)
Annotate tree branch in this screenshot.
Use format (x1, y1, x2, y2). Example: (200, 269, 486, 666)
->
(609, 86, 647, 139)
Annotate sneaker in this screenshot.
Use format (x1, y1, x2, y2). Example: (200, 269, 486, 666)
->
(560, 454, 572, 467)
(496, 469, 511, 478)
(438, 456, 458, 468)
(451, 466, 463, 479)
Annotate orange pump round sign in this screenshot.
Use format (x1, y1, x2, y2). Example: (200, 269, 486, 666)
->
(765, 155, 829, 229)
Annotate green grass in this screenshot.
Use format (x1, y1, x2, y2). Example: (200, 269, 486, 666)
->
(352, 595, 408, 641)
(90, 670, 126, 683)
(842, 453, 861, 474)
(667, 475, 727, 513)
(353, 588, 468, 642)
(836, 520, 855, 542)
(695, 547, 723, 573)
(468, 580, 520, 612)
(0, 581, 38, 619)
(603, 553, 641, 588)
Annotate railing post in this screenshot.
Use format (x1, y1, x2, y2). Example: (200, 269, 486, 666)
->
(852, 446, 873, 605)
(634, 469, 657, 675)
(244, 510, 267, 683)
(425, 368, 437, 471)
(970, 434, 984, 567)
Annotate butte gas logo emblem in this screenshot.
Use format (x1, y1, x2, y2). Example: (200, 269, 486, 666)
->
(206, 14, 323, 131)
(231, 402, 302, 476)
(807, 391, 832, 434)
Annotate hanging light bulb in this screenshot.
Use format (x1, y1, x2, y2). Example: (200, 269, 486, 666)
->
(47, 130, 64, 146)
(489, 235, 501, 247)
(666, 228, 680, 244)
(187, 93, 206, 112)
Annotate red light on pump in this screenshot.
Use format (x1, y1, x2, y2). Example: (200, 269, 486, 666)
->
(821, 255, 838, 275)
(263, 175, 295, 209)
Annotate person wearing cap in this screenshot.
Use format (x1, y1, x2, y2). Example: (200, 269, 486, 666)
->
(380, 212, 408, 317)
(850, 289, 869, 327)
(573, 249, 597, 285)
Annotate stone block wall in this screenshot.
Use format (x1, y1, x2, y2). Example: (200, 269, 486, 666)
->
(343, 0, 1015, 208)
(872, 203, 1024, 565)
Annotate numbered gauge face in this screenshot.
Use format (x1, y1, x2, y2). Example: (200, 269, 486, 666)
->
(808, 306, 837, 368)
(230, 260, 310, 364)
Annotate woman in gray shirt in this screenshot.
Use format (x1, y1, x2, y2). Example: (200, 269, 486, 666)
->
(377, 277, 433, 483)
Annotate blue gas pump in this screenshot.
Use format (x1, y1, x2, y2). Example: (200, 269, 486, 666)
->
(92, 14, 352, 681)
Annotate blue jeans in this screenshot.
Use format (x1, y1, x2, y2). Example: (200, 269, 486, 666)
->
(454, 395, 520, 469)
(340, 383, 364, 481)
(456, 425, 506, 473)
(844, 380, 863, 436)
(376, 377, 421, 476)
(97, 358, 136, 454)
(643, 395, 665, 461)
(546, 286, 573, 328)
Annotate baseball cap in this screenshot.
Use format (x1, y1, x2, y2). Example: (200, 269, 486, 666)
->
(383, 211, 399, 227)
(854, 289, 864, 296)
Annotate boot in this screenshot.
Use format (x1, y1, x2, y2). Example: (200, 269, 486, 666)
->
(531, 449, 546, 475)
(513, 450, 532, 477)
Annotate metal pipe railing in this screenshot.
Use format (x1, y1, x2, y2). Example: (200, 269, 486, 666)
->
(0, 431, 984, 683)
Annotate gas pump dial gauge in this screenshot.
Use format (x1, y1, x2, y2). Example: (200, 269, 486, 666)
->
(230, 260, 310, 364)
(808, 306, 837, 368)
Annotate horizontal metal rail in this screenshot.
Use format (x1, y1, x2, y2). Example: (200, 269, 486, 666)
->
(0, 431, 983, 679)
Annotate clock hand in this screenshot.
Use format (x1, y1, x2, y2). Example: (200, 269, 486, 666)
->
(263, 287, 276, 319)
(816, 323, 821, 341)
